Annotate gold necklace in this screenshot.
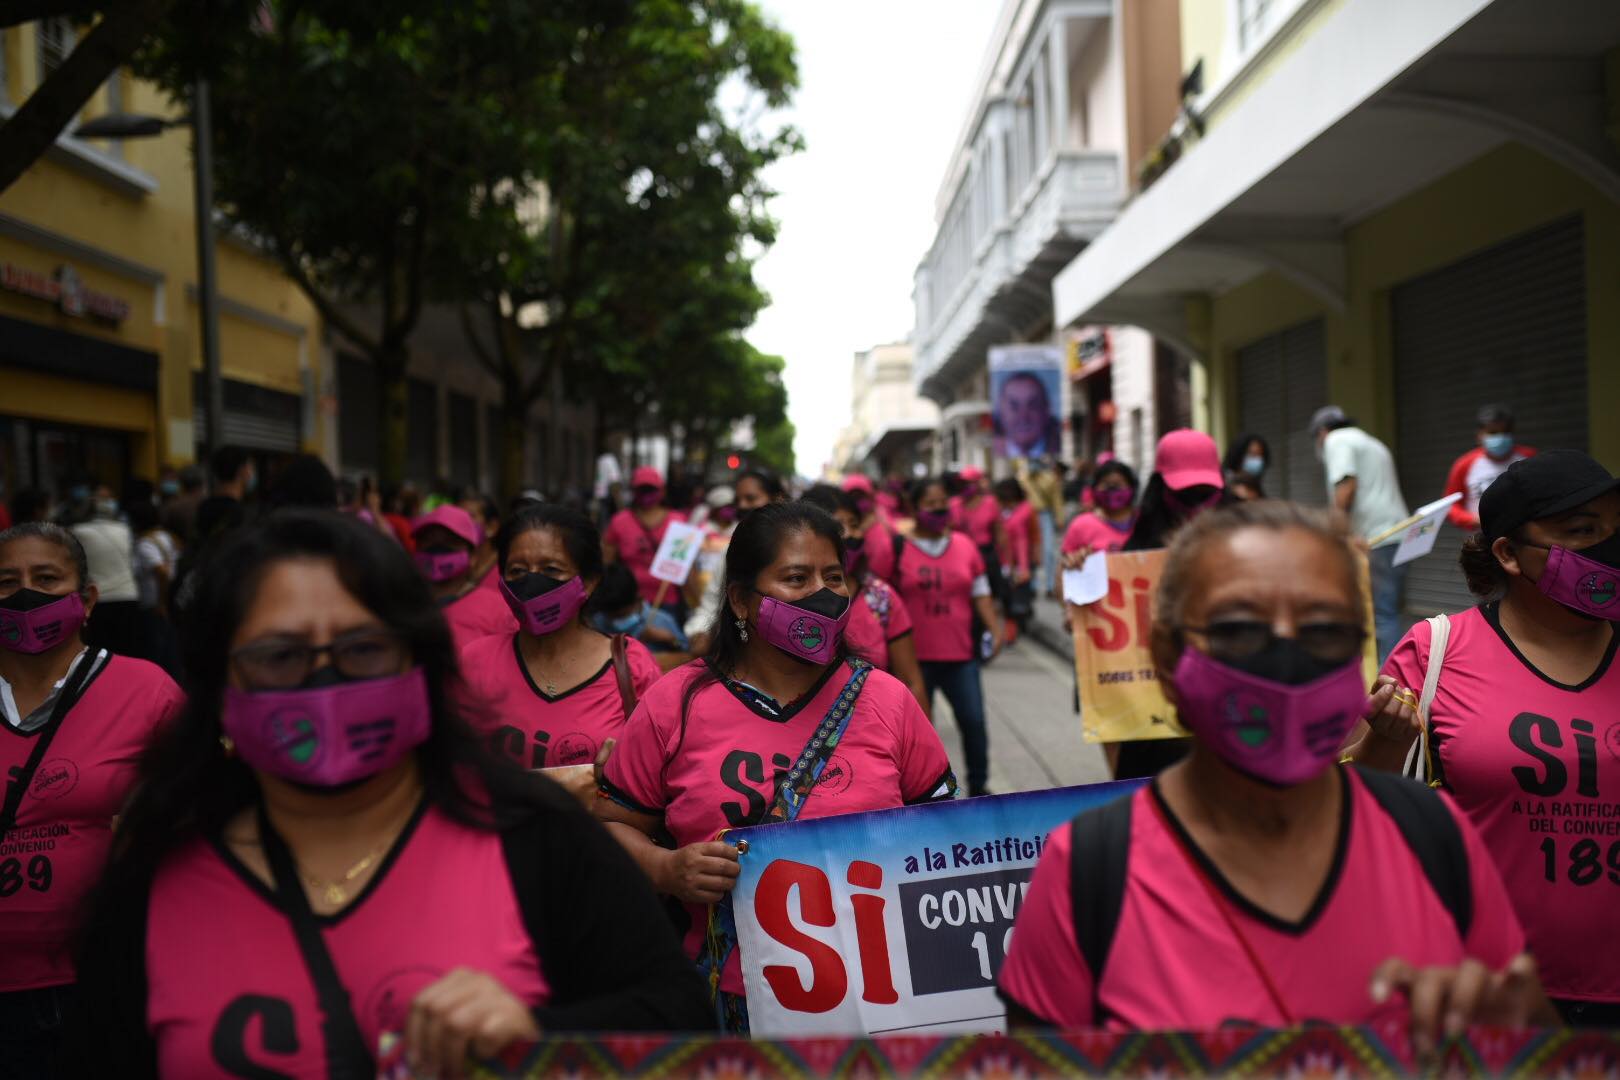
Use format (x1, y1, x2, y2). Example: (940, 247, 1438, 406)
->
(301, 846, 386, 906)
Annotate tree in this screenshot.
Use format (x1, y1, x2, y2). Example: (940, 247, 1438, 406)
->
(136, 1, 601, 486)
(453, 0, 799, 499)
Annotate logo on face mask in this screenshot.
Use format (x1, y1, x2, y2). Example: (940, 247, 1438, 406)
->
(1223, 694, 1272, 748)
(791, 616, 826, 654)
(1582, 572, 1617, 608)
(0, 616, 18, 645)
(269, 710, 320, 766)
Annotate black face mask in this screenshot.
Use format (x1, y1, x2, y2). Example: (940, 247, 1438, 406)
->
(0, 588, 64, 613)
(774, 586, 850, 620)
(505, 571, 568, 602)
(1219, 637, 1348, 687)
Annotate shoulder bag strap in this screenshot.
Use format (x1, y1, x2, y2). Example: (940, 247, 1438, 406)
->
(1402, 614, 1451, 785)
(256, 805, 374, 1078)
(0, 649, 100, 837)
(891, 531, 906, 588)
(610, 634, 638, 719)
(757, 660, 873, 827)
(1067, 793, 1134, 1021)
(1352, 765, 1473, 940)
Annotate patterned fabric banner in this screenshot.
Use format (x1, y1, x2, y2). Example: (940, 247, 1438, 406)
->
(380, 1021, 1620, 1078)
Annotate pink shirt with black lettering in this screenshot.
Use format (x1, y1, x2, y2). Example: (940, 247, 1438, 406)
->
(458, 632, 662, 770)
(843, 576, 914, 672)
(602, 660, 955, 993)
(1383, 604, 1620, 1003)
(442, 585, 519, 653)
(604, 510, 688, 605)
(998, 773, 1524, 1029)
(145, 803, 548, 1078)
(0, 653, 183, 992)
(890, 534, 985, 663)
(1062, 512, 1135, 555)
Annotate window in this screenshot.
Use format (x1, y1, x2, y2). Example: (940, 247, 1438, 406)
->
(1237, 0, 1276, 52)
(101, 70, 125, 156)
(36, 18, 73, 84)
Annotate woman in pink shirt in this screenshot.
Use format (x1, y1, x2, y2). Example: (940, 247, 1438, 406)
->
(459, 504, 663, 806)
(411, 505, 517, 652)
(994, 479, 1037, 633)
(1348, 450, 1620, 1026)
(0, 523, 183, 1076)
(1061, 460, 1139, 565)
(1000, 501, 1554, 1050)
(597, 502, 955, 1030)
(74, 512, 707, 1079)
(602, 467, 688, 612)
(800, 485, 929, 714)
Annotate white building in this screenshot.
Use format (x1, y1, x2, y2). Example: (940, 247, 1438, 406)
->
(911, 0, 1186, 477)
(835, 342, 939, 480)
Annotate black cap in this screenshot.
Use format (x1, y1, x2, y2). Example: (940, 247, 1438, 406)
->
(1479, 450, 1620, 540)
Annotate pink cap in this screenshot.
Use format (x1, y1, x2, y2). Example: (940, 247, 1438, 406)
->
(841, 474, 874, 494)
(1155, 429, 1224, 491)
(959, 466, 985, 483)
(1095, 451, 1116, 465)
(411, 505, 483, 548)
(630, 466, 664, 490)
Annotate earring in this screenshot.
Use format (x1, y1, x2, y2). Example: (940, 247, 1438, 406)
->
(219, 734, 236, 758)
(735, 617, 748, 643)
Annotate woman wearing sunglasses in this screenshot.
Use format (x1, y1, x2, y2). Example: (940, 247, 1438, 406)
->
(75, 512, 706, 1079)
(1000, 501, 1552, 1051)
(1348, 450, 1620, 1026)
(459, 504, 663, 804)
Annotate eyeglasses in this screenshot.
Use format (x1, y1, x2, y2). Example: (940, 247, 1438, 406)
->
(1178, 620, 1365, 665)
(230, 628, 409, 691)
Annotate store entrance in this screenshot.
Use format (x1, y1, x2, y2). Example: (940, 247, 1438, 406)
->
(0, 415, 131, 513)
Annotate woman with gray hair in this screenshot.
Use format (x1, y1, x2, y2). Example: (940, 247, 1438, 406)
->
(0, 521, 184, 1075)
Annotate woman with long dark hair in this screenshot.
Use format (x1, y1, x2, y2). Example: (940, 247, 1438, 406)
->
(458, 504, 663, 805)
(1221, 432, 1272, 500)
(73, 512, 706, 1079)
(596, 502, 955, 1029)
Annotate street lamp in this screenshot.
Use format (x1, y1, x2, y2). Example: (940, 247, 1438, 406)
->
(78, 79, 223, 460)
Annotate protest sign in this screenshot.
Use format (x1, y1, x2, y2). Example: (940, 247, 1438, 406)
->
(1071, 549, 1182, 743)
(726, 780, 1144, 1037)
(1390, 493, 1463, 567)
(649, 521, 704, 585)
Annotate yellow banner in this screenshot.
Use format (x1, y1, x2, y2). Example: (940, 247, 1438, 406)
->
(1072, 548, 1380, 744)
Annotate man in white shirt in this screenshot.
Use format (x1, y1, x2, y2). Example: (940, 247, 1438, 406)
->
(1310, 405, 1411, 662)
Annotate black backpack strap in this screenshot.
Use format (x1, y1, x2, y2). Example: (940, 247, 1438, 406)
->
(890, 530, 906, 587)
(1353, 765, 1473, 940)
(1068, 791, 1134, 1001)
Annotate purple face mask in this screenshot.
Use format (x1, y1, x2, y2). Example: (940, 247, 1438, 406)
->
(0, 590, 86, 654)
(1528, 534, 1620, 619)
(1095, 487, 1134, 511)
(221, 668, 432, 789)
(916, 509, 952, 533)
(1173, 648, 1366, 787)
(755, 588, 851, 666)
(500, 573, 589, 636)
(854, 497, 876, 518)
(414, 549, 470, 583)
(632, 488, 662, 509)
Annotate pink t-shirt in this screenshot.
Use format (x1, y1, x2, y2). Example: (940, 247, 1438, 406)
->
(890, 534, 985, 663)
(861, 519, 896, 581)
(998, 773, 1524, 1029)
(458, 632, 662, 770)
(954, 495, 1000, 547)
(602, 659, 955, 992)
(145, 804, 549, 1078)
(999, 502, 1035, 574)
(1383, 605, 1620, 1003)
(604, 509, 688, 604)
(843, 576, 914, 672)
(443, 585, 519, 653)
(1062, 512, 1135, 555)
(0, 653, 183, 991)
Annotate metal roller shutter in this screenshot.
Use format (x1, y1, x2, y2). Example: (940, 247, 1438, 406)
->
(337, 353, 378, 473)
(1236, 317, 1328, 505)
(194, 375, 301, 453)
(406, 378, 438, 484)
(1392, 215, 1587, 617)
(448, 391, 477, 487)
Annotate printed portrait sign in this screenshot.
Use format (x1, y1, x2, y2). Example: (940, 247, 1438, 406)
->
(987, 345, 1063, 461)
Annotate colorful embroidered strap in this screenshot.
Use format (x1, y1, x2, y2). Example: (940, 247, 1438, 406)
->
(700, 658, 873, 1029)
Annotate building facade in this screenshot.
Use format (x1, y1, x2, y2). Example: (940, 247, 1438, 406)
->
(0, 19, 323, 504)
(912, 0, 1183, 477)
(835, 342, 940, 480)
(1050, 0, 1620, 615)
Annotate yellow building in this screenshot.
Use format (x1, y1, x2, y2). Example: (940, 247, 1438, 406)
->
(0, 18, 323, 503)
(1050, 0, 1620, 615)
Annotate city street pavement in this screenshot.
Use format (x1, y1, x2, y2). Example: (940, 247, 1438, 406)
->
(929, 613, 1111, 794)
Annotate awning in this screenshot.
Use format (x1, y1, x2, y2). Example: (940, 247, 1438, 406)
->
(854, 421, 936, 466)
(1050, 0, 1620, 350)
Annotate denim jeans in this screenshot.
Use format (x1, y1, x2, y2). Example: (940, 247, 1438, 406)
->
(1038, 510, 1058, 593)
(0, 983, 76, 1079)
(919, 659, 989, 795)
(1367, 543, 1409, 664)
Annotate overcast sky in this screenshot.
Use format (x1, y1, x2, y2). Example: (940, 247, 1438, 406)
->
(747, 1, 1004, 477)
